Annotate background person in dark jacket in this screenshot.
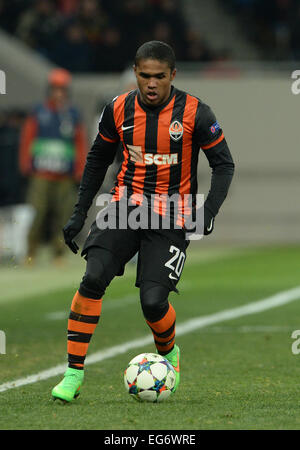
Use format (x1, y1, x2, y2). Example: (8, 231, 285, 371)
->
(19, 68, 88, 265)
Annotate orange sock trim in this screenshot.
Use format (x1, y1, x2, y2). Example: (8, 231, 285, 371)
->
(68, 319, 98, 335)
(146, 303, 176, 354)
(67, 291, 102, 369)
(68, 341, 89, 357)
(146, 303, 176, 333)
(70, 291, 102, 316)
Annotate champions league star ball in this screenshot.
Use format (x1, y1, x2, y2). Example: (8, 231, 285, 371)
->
(124, 353, 176, 402)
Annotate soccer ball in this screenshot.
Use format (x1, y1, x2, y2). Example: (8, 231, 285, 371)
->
(124, 352, 176, 402)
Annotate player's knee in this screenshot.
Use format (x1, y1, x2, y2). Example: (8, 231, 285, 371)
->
(79, 247, 119, 300)
(140, 282, 170, 322)
(79, 273, 106, 299)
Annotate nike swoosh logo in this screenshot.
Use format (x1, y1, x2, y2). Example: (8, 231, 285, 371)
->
(121, 125, 134, 131)
(169, 273, 178, 280)
(68, 334, 79, 337)
(206, 218, 214, 232)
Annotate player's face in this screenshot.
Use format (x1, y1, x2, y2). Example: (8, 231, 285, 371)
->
(134, 59, 176, 106)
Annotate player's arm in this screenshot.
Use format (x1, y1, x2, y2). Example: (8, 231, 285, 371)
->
(73, 122, 88, 182)
(63, 101, 120, 253)
(195, 102, 235, 234)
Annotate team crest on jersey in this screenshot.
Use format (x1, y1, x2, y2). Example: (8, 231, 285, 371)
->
(169, 120, 184, 142)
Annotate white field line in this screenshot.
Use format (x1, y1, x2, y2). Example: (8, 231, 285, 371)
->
(195, 325, 293, 333)
(1, 286, 300, 393)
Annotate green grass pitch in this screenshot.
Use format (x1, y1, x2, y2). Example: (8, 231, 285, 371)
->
(0, 244, 300, 430)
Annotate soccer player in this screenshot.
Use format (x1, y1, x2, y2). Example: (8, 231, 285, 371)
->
(52, 41, 235, 402)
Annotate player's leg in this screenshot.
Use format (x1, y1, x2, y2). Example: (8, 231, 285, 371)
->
(67, 246, 120, 368)
(140, 281, 175, 354)
(52, 224, 140, 402)
(139, 280, 180, 392)
(137, 229, 188, 392)
(52, 246, 118, 402)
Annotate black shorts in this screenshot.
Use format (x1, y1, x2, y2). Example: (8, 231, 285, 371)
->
(82, 204, 189, 293)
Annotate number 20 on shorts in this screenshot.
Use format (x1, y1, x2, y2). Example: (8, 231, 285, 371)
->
(165, 245, 186, 278)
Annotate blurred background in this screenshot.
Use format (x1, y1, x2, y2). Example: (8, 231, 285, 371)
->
(0, 0, 299, 266)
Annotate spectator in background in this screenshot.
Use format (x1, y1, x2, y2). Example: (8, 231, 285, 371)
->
(19, 68, 88, 265)
(220, 0, 296, 61)
(150, 0, 188, 58)
(16, 0, 62, 61)
(290, 4, 300, 59)
(118, 0, 152, 63)
(2, 0, 220, 72)
(151, 21, 175, 49)
(51, 19, 93, 72)
(0, 0, 29, 34)
(52, 0, 109, 72)
(94, 24, 130, 72)
(184, 30, 214, 63)
(76, 0, 110, 70)
(56, 0, 80, 16)
(77, 0, 108, 46)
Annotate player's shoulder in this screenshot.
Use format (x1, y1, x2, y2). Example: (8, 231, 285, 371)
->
(106, 89, 137, 125)
(174, 87, 212, 114)
(106, 89, 138, 110)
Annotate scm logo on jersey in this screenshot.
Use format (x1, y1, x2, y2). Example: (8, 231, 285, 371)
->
(169, 120, 184, 142)
(144, 153, 178, 165)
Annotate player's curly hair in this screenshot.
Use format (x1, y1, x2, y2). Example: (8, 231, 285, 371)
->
(134, 41, 176, 71)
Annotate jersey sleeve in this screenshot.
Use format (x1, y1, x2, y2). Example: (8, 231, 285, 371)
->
(193, 102, 225, 150)
(72, 100, 121, 216)
(98, 101, 120, 144)
(193, 101, 235, 220)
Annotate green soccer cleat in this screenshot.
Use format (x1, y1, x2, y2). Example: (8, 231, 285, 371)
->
(164, 344, 180, 393)
(52, 367, 84, 403)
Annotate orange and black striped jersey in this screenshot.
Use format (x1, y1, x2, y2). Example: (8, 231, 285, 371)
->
(75, 86, 234, 224)
(98, 86, 226, 201)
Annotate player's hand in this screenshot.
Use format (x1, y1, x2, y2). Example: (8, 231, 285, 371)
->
(204, 207, 215, 235)
(183, 205, 215, 236)
(63, 211, 86, 254)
